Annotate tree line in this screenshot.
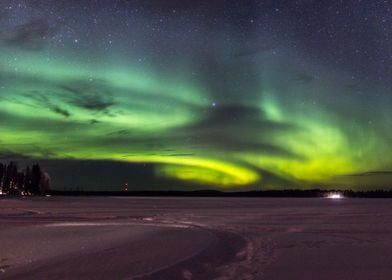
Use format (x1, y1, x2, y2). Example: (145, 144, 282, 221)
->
(0, 162, 50, 195)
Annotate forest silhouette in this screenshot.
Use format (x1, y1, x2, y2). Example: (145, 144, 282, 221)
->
(0, 162, 50, 195)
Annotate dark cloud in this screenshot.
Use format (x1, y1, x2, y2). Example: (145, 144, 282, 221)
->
(190, 105, 299, 132)
(30, 145, 58, 158)
(210, 105, 262, 122)
(51, 105, 71, 118)
(2, 19, 56, 51)
(89, 119, 100, 125)
(0, 110, 84, 134)
(23, 91, 71, 118)
(101, 135, 168, 150)
(60, 81, 115, 112)
(0, 145, 57, 160)
(106, 129, 131, 136)
(93, 104, 303, 159)
(169, 104, 304, 158)
(72, 95, 113, 111)
(0, 150, 31, 160)
(256, 168, 301, 189)
(343, 171, 392, 177)
(368, 171, 392, 175)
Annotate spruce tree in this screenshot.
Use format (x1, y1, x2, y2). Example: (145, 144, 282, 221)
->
(31, 164, 42, 194)
(0, 163, 4, 191)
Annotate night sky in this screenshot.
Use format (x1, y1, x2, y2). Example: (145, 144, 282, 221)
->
(1, 0, 392, 190)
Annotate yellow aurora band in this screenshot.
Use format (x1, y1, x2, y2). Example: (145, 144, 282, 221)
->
(1, 1, 392, 190)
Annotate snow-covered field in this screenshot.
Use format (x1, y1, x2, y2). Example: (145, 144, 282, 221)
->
(1, 196, 391, 279)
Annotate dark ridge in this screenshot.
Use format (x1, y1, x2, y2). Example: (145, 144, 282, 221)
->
(43, 189, 392, 198)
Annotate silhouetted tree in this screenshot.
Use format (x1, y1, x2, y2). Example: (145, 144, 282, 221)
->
(0, 163, 4, 191)
(39, 171, 51, 194)
(31, 164, 42, 194)
(0, 162, 50, 195)
(16, 171, 25, 194)
(24, 165, 32, 194)
(3, 161, 17, 194)
(10, 163, 18, 194)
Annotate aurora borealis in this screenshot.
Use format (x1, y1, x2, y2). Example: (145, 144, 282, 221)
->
(1, 1, 392, 190)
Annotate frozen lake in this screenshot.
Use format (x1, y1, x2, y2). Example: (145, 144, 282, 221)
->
(1, 196, 391, 279)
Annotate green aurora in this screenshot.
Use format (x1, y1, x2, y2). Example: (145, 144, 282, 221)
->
(1, 1, 392, 190)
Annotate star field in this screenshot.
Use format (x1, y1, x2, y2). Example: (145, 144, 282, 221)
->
(1, 0, 392, 190)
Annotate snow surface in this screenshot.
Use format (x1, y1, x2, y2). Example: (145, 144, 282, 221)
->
(0, 197, 391, 279)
